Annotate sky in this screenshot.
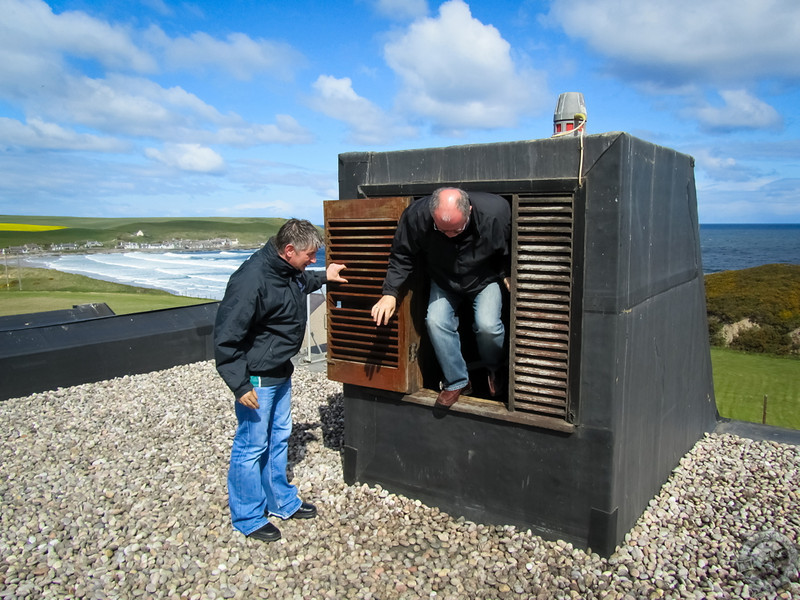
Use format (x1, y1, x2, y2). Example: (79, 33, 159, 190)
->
(1, 0, 799, 225)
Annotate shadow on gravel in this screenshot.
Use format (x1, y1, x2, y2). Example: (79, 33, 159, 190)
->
(287, 392, 344, 479)
(288, 422, 320, 467)
(319, 392, 344, 450)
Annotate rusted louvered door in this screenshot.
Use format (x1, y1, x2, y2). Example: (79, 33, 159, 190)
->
(508, 193, 575, 428)
(324, 197, 422, 394)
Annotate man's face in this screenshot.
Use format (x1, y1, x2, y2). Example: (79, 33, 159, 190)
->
(284, 245, 318, 271)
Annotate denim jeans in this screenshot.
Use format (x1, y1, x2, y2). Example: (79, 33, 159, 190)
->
(426, 280, 505, 391)
(227, 378, 302, 535)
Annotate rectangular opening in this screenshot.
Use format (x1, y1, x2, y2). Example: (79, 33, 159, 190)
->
(325, 185, 581, 432)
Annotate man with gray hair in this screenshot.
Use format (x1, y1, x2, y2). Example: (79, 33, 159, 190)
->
(215, 218, 347, 543)
(371, 187, 510, 408)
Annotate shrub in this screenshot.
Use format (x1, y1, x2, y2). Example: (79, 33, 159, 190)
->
(705, 264, 800, 356)
(707, 315, 725, 347)
(730, 325, 791, 355)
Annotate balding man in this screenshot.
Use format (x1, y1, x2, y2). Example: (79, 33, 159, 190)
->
(371, 187, 511, 407)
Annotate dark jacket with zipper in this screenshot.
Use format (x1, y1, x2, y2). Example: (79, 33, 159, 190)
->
(214, 238, 327, 399)
(382, 191, 511, 298)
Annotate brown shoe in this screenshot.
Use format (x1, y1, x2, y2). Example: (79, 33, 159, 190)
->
(435, 381, 472, 408)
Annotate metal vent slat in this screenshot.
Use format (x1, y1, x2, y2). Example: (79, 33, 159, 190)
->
(515, 332, 569, 345)
(509, 194, 575, 425)
(512, 400, 567, 417)
(327, 216, 399, 368)
(515, 342, 568, 356)
(515, 383, 568, 398)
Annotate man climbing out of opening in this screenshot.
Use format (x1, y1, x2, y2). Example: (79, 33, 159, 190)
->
(371, 187, 511, 408)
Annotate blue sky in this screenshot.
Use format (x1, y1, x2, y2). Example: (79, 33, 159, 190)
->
(1, 0, 798, 224)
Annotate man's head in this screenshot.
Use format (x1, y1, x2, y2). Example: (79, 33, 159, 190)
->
(429, 187, 471, 237)
(275, 218, 324, 271)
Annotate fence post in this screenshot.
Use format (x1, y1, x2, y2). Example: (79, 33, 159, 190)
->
(762, 394, 768, 425)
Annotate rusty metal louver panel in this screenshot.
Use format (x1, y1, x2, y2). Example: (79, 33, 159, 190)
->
(324, 197, 421, 394)
(509, 193, 575, 427)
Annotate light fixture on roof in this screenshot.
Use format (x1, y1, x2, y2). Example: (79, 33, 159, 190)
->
(553, 92, 587, 137)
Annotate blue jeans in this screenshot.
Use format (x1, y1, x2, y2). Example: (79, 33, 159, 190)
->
(426, 281, 505, 391)
(227, 378, 302, 535)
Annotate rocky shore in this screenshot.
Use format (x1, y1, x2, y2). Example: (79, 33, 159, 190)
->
(1, 361, 798, 599)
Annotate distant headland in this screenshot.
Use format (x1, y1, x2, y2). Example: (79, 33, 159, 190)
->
(0, 215, 296, 256)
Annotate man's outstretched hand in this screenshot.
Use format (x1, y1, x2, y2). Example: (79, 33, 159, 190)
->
(371, 295, 397, 326)
(326, 263, 348, 283)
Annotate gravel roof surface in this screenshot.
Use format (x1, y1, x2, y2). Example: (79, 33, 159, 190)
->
(1, 361, 798, 599)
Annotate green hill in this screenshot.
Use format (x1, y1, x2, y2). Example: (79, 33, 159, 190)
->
(0, 215, 292, 249)
(705, 263, 800, 355)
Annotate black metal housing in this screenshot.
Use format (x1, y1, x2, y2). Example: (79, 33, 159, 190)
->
(0, 302, 115, 331)
(0, 303, 218, 401)
(337, 132, 718, 556)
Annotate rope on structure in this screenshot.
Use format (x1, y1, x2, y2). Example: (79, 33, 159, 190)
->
(551, 114, 587, 187)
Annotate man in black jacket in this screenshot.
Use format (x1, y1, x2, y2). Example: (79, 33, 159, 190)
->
(215, 219, 347, 543)
(371, 187, 510, 408)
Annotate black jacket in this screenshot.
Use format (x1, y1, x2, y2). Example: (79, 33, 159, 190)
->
(382, 191, 511, 297)
(214, 238, 326, 398)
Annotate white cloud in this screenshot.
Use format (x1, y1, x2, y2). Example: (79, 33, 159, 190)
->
(691, 147, 759, 183)
(145, 143, 226, 173)
(0, 152, 174, 214)
(310, 75, 417, 144)
(546, 0, 800, 84)
(761, 179, 800, 217)
(384, 0, 548, 131)
(0, 0, 312, 149)
(216, 115, 315, 146)
(141, 0, 173, 17)
(689, 138, 800, 186)
(0, 117, 128, 151)
(23, 72, 216, 137)
(227, 158, 337, 203)
(369, 0, 429, 20)
(2, 69, 312, 147)
(692, 90, 783, 133)
(0, 0, 156, 73)
(0, 0, 305, 81)
(232, 158, 337, 198)
(696, 178, 800, 223)
(144, 27, 305, 81)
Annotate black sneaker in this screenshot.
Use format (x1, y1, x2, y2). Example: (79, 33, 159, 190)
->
(290, 502, 317, 519)
(247, 522, 281, 542)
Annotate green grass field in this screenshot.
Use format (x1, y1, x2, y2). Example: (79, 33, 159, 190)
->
(711, 347, 799, 429)
(0, 267, 210, 316)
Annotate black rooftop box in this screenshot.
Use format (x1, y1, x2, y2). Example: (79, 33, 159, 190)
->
(324, 132, 717, 556)
(0, 303, 217, 401)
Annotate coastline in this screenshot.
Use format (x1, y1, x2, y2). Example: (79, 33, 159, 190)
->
(13, 245, 325, 301)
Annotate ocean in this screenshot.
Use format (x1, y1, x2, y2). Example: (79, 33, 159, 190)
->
(21, 225, 799, 300)
(699, 224, 799, 274)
